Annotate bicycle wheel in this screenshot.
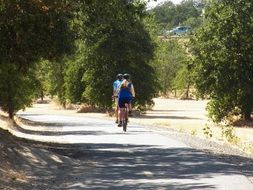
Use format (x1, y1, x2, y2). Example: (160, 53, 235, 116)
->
(123, 106, 128, 132)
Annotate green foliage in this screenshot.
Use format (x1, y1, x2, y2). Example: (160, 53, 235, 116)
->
(80, 0, 157, 109)
(65, 54, 86, 104)
(0, 1, 75, 65)
(0, 1, 76, 117)
(203, 124, 213, 138)
(191, 0, 253, 122)
(46, 60, 67, 107)
(150, 0, 203, 33)
(221, 125, 240, 144)
(154, 39, 188, 96)
(173, 60, 194, 99)
(34, 60, 51, 101)
(0, 64, 38, 118)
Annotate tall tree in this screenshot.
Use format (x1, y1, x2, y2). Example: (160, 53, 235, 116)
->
(150, 0, 202, 32)
(64, 43, 86, 104)
(191, 0, 253, 122)
(154, 39, 188, 96)
(0, 0, 76, 118)
(80, 0, 157, 109)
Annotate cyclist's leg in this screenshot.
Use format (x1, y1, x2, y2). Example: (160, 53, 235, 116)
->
(125, 97, 132, 123)
(123, 105, 127, 132)
(118, 98, 125, 127)
(125, 103, 129, 122)
(115, 97, 119, 123)
(128, 103, 132, 115)
(128, 97, 133, 116)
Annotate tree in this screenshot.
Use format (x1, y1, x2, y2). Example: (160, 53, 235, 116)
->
(80, 0, 157, 109)
(154, 39, 188, 96)
(0, 1, 76, 118)
(191, 0, 253, 122)
(46, 60, 67, 107)
(172, 60, 194, 99)
(0, 64, 39, 118)
(34, 60, 51, 102)
(64, 43, 86, 104)
(150, 0, 202, 33)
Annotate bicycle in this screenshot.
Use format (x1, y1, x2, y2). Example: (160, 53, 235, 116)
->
(122, 103, 129, 132)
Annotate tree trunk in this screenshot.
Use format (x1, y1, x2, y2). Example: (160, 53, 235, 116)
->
(185, 82, 190, 99)
(7, 97, 14, 119)
(242, 106, 252, 120)
(40, 90, 44, 101)
(243, 111, 252, 121)
(242, 97, 252, 120)
(7, 86, 14, 119)
(8, 107, 14, 119)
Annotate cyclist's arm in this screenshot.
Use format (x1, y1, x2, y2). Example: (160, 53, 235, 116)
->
(113, 85, 116, 97)
(115, 83, 122, 97)
(131, 84, 135, 97)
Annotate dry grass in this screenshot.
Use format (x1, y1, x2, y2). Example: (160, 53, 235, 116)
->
(232, 119, 253, 128)
(77, 104, 108, 113)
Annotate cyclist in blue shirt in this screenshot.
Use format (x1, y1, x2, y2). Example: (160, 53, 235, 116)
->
(117, 73, 135, 127)
(113, 74, 123, 123)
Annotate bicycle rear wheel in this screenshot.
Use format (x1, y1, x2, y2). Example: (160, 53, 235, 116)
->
(123, 106, 128, 132)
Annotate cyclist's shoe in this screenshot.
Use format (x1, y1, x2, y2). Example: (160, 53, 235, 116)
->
(115, 119, 118, 124)
(118, 121, 122, 127)
(128, 110, 132, 116)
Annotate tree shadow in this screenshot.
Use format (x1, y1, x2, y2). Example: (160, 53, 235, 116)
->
(2, 114, 252, 189)
(139, 115, 202, 120)
(2, 139, 253, 190)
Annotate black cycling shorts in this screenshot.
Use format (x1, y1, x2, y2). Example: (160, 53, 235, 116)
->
(118, 97, 132, 108)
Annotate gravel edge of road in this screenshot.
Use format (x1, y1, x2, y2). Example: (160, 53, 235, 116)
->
(143, 124, 253, 183)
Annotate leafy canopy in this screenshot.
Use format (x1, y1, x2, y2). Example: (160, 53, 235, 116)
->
(191, 0, 253, 122)
(0, 0, 76, 117)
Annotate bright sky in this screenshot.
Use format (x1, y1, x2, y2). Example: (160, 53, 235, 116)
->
(147, 0, 183, 8)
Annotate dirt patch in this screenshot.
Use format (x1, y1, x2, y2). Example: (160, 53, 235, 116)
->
(0, 130, 29, 189)
(0, 128, 88, 190)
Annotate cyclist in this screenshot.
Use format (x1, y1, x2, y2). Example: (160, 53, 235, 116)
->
(113, 74, 123, 123)
(117, 73, 135, 127)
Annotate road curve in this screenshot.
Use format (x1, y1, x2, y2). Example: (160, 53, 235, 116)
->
(14, 112, 253, 190)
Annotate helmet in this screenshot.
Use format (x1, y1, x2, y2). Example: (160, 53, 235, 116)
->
(123, 73, 130, 80)
(117, 73, 123, 80)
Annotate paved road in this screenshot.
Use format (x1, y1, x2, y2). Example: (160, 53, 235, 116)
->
(14, 112, 253, 190)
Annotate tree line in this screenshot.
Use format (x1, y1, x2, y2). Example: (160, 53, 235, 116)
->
(0, 0, 158, 119)
(150, 0, 206, 34)
(0, 0, 252, 123)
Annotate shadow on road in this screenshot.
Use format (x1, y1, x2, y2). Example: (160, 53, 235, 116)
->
(1, 112, 252, 189)
(2, 138, 253, 190)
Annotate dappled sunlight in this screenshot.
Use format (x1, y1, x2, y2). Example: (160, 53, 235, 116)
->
(1, 128, 253, 189)
(1, 101, 253, 189)
(50, 155, 63, 163)
(37, 143, 251, 190)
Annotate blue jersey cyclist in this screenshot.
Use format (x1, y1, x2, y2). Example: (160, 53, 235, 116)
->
(117, 73, 135, 127)
(113, 74, 123, 123)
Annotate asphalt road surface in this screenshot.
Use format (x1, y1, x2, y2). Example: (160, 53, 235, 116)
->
(14, 112, 253, 190)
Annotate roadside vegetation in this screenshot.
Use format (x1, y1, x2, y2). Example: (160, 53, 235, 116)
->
(0, 0, 253, 127)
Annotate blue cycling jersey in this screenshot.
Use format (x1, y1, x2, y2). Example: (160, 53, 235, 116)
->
(118, 82, 133, 98)
(113, 79, 122, 94)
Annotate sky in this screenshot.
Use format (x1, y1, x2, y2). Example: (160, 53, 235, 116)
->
(147, 0, 183, 8)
